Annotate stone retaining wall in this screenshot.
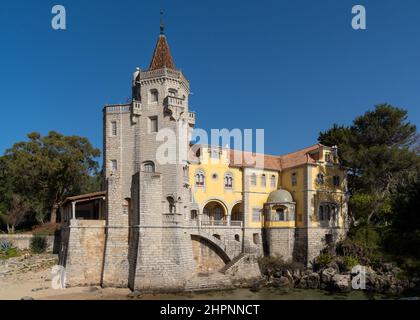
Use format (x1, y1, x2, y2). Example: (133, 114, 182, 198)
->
(0, 234, 55, 252)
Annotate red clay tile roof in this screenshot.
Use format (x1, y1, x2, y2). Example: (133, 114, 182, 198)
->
(149, 35, 175, 70)
(188, 144, 323, 171)
(279, 144, 321, 169)
(229, 144, 322, 170)
(229, 150, 281, 170)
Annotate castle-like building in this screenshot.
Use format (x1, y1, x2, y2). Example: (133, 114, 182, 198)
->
(59, 24, 349, 292)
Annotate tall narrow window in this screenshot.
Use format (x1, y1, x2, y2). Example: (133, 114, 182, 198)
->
(333, 175, 340, 187)
(250, 173, 257, 186)
(150, 117, 158, 133)
(275, 208, 285, 221)
(224, 173, 233, 188)
(252, 208, 261, 222)
(195, 171, 205, 186)
(317, 173, 325, 185)
(110, 160, 118, 172)
(291, 172, 297, 186)
(150, 89, 158, 103)
(261, 174, 266, 187)
(270, 175, 276, 188)
(111, 121, 117, 136)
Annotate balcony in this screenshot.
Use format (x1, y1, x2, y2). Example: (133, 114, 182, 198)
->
(199, 220, 243, 228)
(132, 101, 142, 116)
(165, 96, 184, 108)
(188, 111, 196, 125)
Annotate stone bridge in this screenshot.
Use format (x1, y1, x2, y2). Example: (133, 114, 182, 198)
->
(189, 228, 243, 262)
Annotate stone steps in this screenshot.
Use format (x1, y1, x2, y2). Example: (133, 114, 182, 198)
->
(219, 253, 247, 274)
(185, 273, 233, 292)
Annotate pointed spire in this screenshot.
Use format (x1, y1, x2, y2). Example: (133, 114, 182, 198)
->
(149, 10, 175, 71)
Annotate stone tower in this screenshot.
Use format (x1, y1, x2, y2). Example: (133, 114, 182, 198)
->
(102, 21, 196, 291)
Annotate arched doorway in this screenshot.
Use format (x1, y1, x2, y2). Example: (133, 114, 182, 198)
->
(202, 201, 227, 226)
(231, 202, 244, 226)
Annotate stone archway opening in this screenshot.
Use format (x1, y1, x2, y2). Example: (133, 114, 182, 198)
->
(202, 201, 227, 226)
(231, 202, 244, 227)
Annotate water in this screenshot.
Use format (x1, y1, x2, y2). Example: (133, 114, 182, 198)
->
(137, 288, 391, 300)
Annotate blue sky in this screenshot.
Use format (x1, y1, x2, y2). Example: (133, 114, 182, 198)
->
(0, 0, 419, 158)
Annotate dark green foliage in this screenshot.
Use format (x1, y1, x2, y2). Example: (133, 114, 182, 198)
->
(314, 253, 334, 269)
(0, 131, 101, 232)
(30, 235, 47, 254)
(319, 104, 420, 275)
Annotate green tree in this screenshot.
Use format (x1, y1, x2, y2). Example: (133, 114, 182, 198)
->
(0, 131, 100, 226)
(319, 104, 419, 227)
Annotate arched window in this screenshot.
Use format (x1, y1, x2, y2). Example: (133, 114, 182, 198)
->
(190, 210, 198, 220)
(214, 207, 223, 220)
(168, 88, 178, 97)
(250, 173, 257, 186)
(149, 89, 158, 103)
(333, 175, 340, 187)
(275, 208, 285, 221)
(317, 173, 325, 185)
(224, 173, 233, 188)
(270, 175, 276, 188)
(183, 166, 189, 181)
(195, 171, 205, 186)
(167, 196, 176, 214)
(261, 174, 266, 187)
(291, 172, 297, 186)
(142, 161, 155, 173)
(234, 234, 240, 242)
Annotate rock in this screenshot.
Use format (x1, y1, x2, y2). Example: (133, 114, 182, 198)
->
(321, 267, 336, 284)
(297, 273, 320, 289)
(86, 286, 101, 293)
(21, 296, 34, 300)
(250, 279, 264, 292)
(127, 290, 142, 298)
(31, 287, 48, 292)
(332, 274, 351, 292)
(383, 263, 394, 272)
(326, 262, 340, 272)
(271, 276, 291, 288)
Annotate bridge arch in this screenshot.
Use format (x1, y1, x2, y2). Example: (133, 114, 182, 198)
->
(190, 232, 232, 273)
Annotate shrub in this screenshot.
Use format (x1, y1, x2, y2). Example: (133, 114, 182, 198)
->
(0, 239, 13, 252)
(343, 256, 359, 270)
(315, 253, 334, 268)
(30, 235, 47, 253)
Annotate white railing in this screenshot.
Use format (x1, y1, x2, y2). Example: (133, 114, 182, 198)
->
(105, 104, 131, 114)
(230, 221, 243, 227)
(199, 220, 243, 228)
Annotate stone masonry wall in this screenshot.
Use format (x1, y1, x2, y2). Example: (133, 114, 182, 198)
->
(62, 220, 106, 287)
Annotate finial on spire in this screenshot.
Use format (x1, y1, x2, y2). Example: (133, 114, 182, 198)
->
(160, 10, 164, 35)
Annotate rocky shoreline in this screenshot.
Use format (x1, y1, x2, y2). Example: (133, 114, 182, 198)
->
(252, 259, 420, 297)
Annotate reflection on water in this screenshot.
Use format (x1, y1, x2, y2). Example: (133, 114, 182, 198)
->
(137, 288, 390, 300)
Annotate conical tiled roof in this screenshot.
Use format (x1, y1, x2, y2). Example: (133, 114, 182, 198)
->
(149, 34, 175, 70)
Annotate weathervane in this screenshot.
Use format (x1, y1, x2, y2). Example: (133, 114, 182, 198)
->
(160, 9, 164, 35)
